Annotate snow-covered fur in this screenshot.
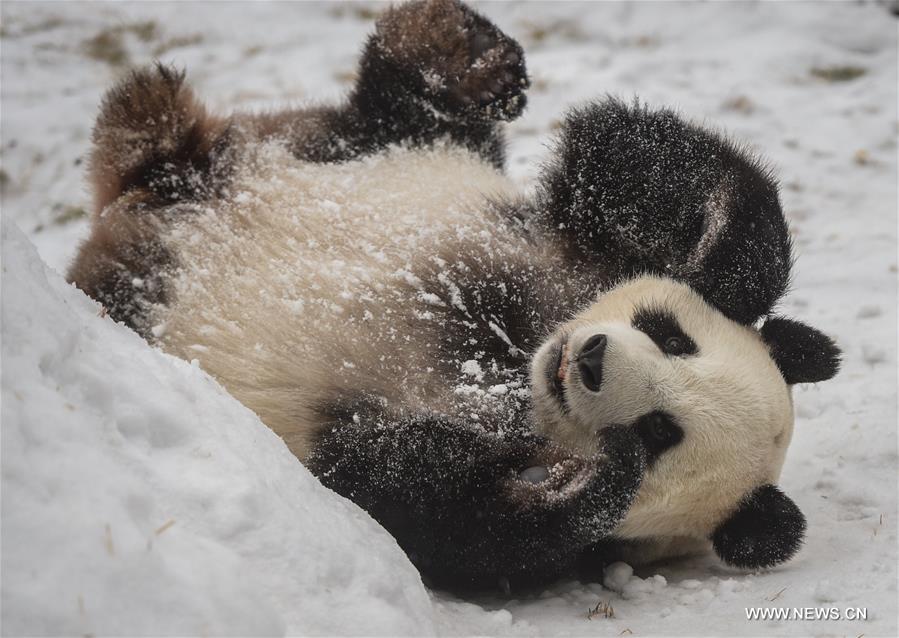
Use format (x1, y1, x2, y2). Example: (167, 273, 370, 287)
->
(157, 143, 524, 458)
(69, 0, 840, 591)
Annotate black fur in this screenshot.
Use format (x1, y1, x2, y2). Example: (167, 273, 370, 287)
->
(406, 238, 599, 383)
(90, 63, 233, 207)
(635, 411, 684, 461)
(760, 316, 841, 384)
(307, 396, 659, 591)
(711, 484, 806, 569)
(632, 305, 699, 357)
(79, 230, 172, 339)
(528, 99, 793, 326)
(124, 68, 235, 204)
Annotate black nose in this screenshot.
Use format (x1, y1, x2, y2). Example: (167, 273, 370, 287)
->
(578, 334, 607, 392)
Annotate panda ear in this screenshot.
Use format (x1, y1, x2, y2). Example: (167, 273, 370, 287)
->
(760, 317, 841, 384)
(712, 484, 806, 569)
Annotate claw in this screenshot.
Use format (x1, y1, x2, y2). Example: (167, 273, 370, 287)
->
(480, 90, 494, 104)
(489, 79, 504, 93)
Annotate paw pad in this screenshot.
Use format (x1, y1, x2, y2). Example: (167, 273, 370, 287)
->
(452, 23, 529, 120)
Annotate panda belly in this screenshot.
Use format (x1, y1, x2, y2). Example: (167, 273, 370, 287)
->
(154, 143, 518, 458)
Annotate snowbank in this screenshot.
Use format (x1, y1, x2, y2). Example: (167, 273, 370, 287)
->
(0, 222, 435, 636)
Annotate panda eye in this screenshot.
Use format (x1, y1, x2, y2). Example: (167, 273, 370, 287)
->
(636, 411, 684, 454)
(664, 336, 685, 355)
(632, 305, 698, 357)
(648, 414, 669, 441)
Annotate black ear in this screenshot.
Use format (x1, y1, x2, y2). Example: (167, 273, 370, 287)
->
(711, 484, 806, 569)
(760, 316, 841, 384)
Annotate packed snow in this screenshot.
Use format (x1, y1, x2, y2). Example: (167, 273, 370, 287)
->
(1, 223, 435, 636)
(1, 1, 896, 636)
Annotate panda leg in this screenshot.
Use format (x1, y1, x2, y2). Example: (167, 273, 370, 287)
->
(86, 63, 231, 214)
(67, 190, 173, 338)
(306, 397, 658, 591)
(71, 1, 529, 330)
(83, 1, 529, 202)
(251, 0, 529, 167)
(68, 63, 235, 335)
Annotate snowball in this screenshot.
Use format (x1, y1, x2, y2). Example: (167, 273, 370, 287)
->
(602, 561, 634, 593)
(150, 322, 168, 338)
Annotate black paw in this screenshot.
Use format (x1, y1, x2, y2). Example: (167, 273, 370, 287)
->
(501, 440, 596, 511)
(449, 11, 529, 121)
(372, 0, 529, 121)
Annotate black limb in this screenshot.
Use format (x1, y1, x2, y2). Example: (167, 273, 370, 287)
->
(306, 398, 649, 592)
(304, 0, 529, 168)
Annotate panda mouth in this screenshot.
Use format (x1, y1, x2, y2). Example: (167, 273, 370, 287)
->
(545, 337, 571, 409)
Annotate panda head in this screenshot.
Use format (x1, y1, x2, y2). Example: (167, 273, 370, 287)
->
(530, 275, 840, 569)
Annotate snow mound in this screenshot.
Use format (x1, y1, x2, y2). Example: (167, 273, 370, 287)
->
(0, 222, 435, 636)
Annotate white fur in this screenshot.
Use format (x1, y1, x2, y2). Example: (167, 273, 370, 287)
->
(154, 142, 517, 458)
(688, 177, 732, 270)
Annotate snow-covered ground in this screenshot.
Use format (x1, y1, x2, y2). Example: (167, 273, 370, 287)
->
(2, 1, 896, 636)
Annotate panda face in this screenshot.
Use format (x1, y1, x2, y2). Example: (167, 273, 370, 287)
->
(530, 275, 794, 539)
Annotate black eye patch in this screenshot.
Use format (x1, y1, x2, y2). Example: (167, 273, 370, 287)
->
(635, 411, 684, 462)
(632, 305, 698, 357)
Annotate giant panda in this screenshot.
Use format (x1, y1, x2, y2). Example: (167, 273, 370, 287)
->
(68, 0, 840, 591)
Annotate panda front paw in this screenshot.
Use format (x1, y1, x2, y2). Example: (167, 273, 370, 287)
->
(501, 441, 597, 511)
(372, 0, 529, 121)
(502, 424, 651, 514)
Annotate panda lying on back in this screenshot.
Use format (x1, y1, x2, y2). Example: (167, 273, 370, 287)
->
(69, 0, 840, 591)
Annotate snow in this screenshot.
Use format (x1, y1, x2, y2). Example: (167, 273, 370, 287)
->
(1, 224, 435, 635)
(461, 359, 485, 380)
(1, 1, 896, 636)
(603, 561, 635, 593)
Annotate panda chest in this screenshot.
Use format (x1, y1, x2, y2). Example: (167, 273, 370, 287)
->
(157, 146, 517, 404)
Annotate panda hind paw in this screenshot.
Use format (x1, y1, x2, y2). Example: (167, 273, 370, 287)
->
(374, 0, 529, 121)
(450, 21, 529, 121)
